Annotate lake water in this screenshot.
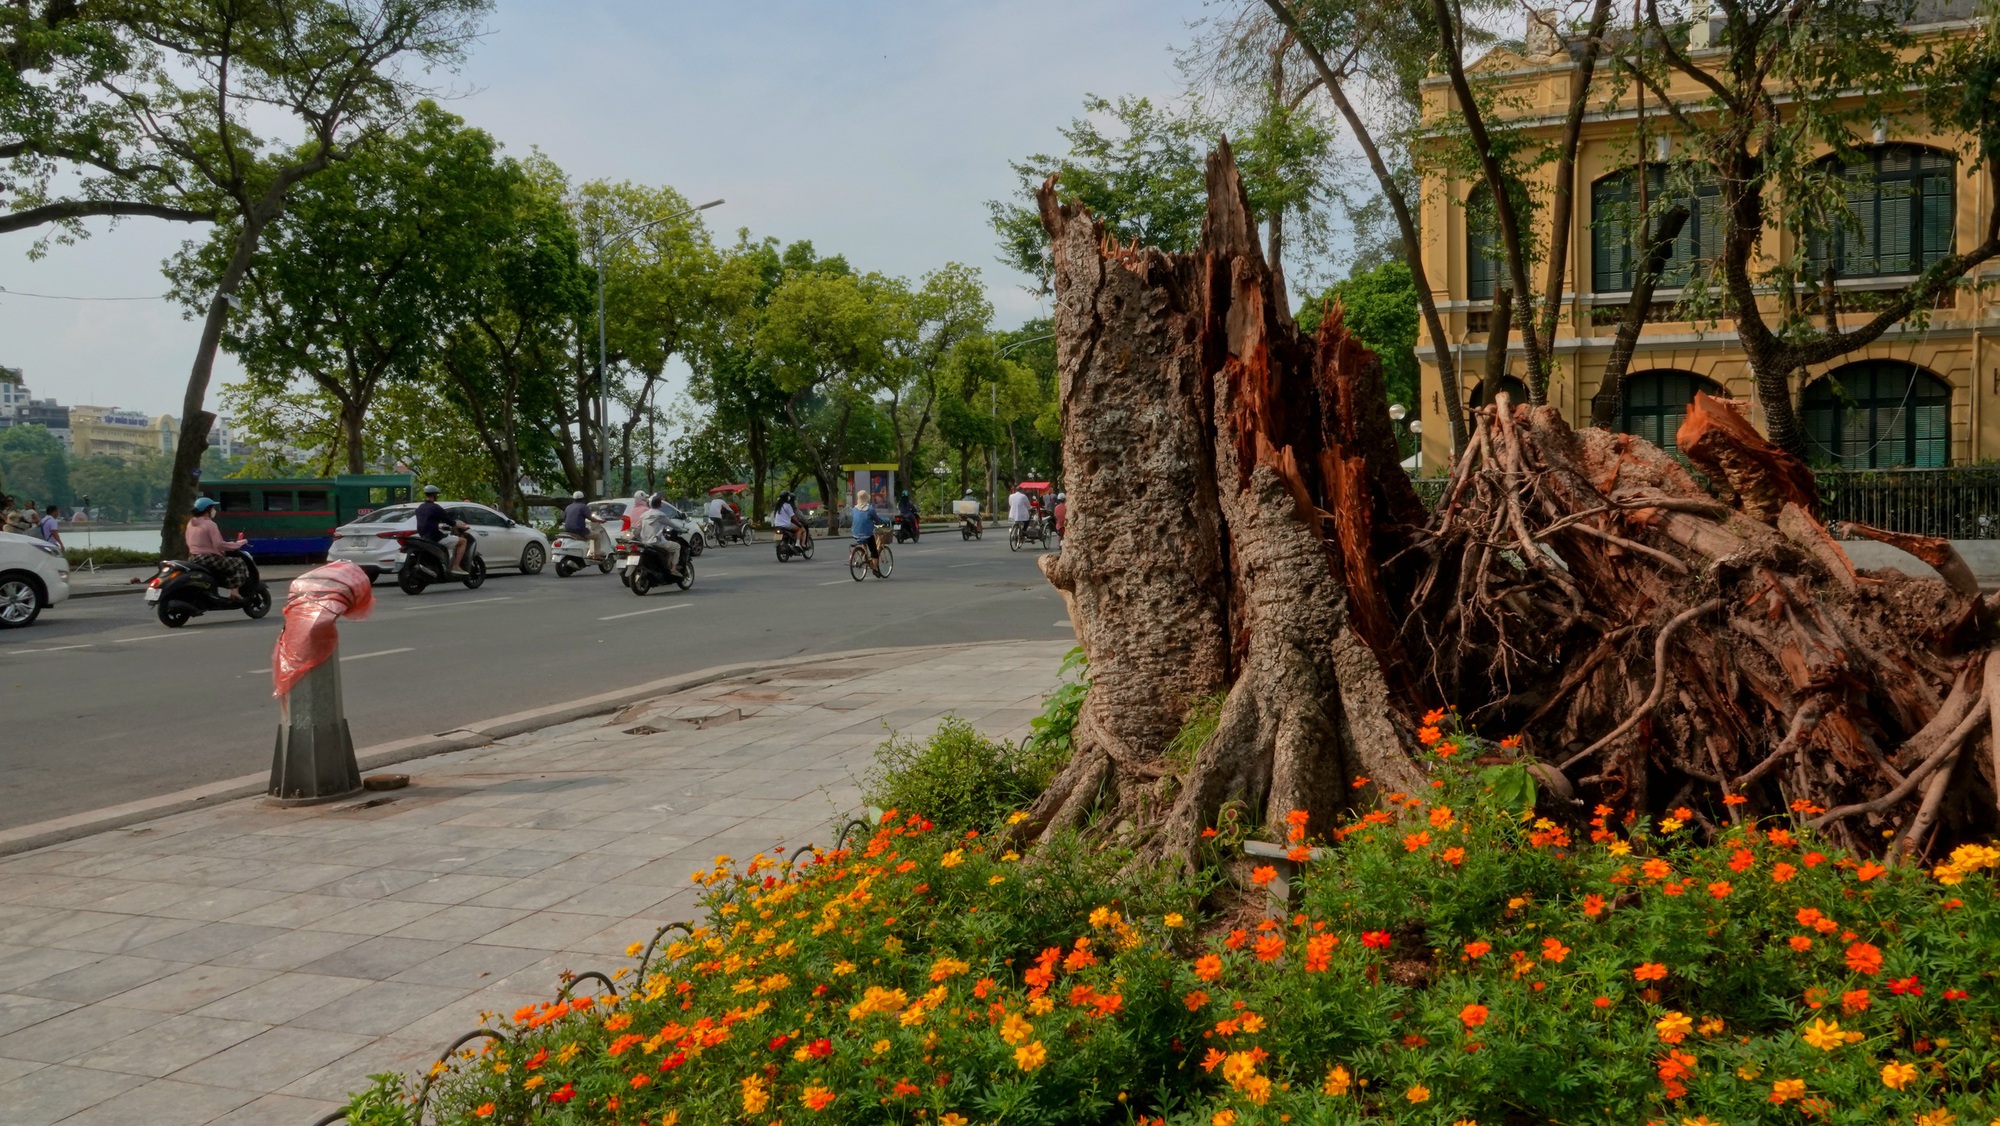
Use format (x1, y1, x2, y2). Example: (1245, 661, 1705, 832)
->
(57, 528, 163, 551)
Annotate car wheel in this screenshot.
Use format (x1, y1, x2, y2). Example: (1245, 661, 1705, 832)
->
(0, 574, 42, 629)
(519, 542, 546, 575)
(689, 534, 705, 558)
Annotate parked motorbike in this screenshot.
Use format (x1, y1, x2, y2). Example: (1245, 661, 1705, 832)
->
(619, 534, 694, 595)
(551, 530, 615, 577)
(774, 523, 815, 562)
(894, 514, 921, 543)
(146, 548, 272, 628)
(397, 527, 486, 594)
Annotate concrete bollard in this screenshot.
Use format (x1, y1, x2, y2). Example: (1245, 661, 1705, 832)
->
(267, 561, 373, 806)
(268, 650, 362, 804)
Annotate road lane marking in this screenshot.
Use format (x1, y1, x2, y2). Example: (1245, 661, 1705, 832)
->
(816, 579, 851, 586)
(341, 647, 414, 662)
(403, 596, 512, 611)
(598, 604, 689, 621)
(113, 632, 197, 643)
(948, 562, 982, 568)
(7, 644, 91, 655)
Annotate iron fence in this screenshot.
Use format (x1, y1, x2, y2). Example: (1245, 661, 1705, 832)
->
(1406, 466, 2000, 539)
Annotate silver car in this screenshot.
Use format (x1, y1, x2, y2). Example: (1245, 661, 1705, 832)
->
(590, 498, 701, 545)
(327, 501, 551, 579)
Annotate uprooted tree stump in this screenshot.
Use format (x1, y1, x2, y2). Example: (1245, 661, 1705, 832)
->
(1027, 142, 1999, 870)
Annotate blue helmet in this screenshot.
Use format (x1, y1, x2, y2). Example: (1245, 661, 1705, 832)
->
(193, 497, 220, 514)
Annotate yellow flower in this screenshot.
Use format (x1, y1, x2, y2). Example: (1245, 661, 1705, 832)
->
(741, 1074, 770, 1115)
(1655, 1011, 1694, 1043)
(1661, 817, 1685, 833)
(1769, 1078, 1805, 1103)
(1914, 1113, 1956, 1126)
(1001, 850, 1020, 861)
(1801, 1017, 1846, 1051)
(1165, 913, 1185, 928)
(1014, 1040, 1049, 1071)
(1323, 1065, 1352, 1096)
(833, 960, 857, 975)
(624, 941, 644, 957)
(988, 874, 1006, 885)
(1007, 811, 1030, 825)
(1608, 840, 1632, 856)
(940, 849, 964, 868)
(1697, 1017, 1725, 1037)
(1881, 1061, 1919, 1091)
(870, 1039, 891, 1054)
(1000, 1012, 1034, 1045)
(1029, 994, 1054, 1015)
(523, 1076, 544, 1090)
(1212, 1112, 1238, 1126)
(1407, 1084, 1431, 1104)
(941, 1116, 969, 1126)
(1089, 906, 1115, 927)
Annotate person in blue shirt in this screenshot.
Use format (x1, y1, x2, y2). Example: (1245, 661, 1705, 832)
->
(561, 491, 610, 559)
(850, 489, 887, 573)
(413, 485, 468, 572)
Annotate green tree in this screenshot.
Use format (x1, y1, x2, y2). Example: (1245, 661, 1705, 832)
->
(0, 423, 69, 506)
(180, 102, 498, 473)
(1297, 259, 1419, 411)
(690, 234, 792, 519)
(876, 262, 993, 491)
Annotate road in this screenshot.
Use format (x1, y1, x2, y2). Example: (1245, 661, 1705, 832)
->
(0, 532, 1073, 831)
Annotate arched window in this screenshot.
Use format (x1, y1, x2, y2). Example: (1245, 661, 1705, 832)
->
(1590, 165, 1722, 293)
(1802, 362, 1951, 468)
(1812, 145, 1955, 279)
(1619, 370, 1726, 453)
(1469, 375, 1529, 409)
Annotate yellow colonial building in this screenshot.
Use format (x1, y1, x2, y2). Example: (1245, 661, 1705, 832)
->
(1414, 3, 1994, 473)
(69, 405, 178, 462)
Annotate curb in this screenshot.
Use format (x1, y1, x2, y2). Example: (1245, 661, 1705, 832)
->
(0, 639, 1021, 859)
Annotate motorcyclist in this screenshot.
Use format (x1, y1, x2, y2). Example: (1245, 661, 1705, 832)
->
(185, 497, 250, 601)
(562, 490, 612, 560)
(414, 485, 469, 572)
(1053, 492, 1068, 538)
(955, 488, 981, 534)
(774, 490, 800, 548)
(896, 490, 920, 542)
(637, 491, 683, 576)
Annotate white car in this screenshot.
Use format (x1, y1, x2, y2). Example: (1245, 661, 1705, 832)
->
(0, 530, 70, 629)
(588, 498, 701, 544)
(327, 501, 551, 579)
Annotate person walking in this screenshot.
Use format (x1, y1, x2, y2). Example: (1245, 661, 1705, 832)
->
(35, 504, 61, 549)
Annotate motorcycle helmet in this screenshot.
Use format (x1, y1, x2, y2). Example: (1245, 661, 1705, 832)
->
(1056, 492, 1066, 501)
(192, 497, 220, 514)
(572, 490, 585, 501)
(423, 484, 441, 497)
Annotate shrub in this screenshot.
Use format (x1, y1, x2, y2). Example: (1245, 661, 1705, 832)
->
(1018, 646, 1087, 786)
(64, 546, 159, 567)
(368, 721, 2000, 1126)
(864, 718, 1042, 835)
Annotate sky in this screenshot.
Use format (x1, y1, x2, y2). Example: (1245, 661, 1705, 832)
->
(0, 0, 1212, 419)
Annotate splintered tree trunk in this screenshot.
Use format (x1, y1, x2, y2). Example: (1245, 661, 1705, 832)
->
(1026, 143, 1425, 864)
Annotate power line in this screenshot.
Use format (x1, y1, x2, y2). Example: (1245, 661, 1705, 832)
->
(0, 285, 167, 302)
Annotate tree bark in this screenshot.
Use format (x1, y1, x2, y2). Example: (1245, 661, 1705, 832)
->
(1589, 206, 1688, 429)
(1480, 286, 1514, 406)
(1025, 144, 1424, 863)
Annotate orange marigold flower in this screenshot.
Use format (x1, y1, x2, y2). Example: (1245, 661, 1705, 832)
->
(1286, 809, 1310, 827)
(1707, 880, 1733, 899)
(1184, 990, 1210, 1011)
(1286, 845, 1310, 863)
(1844, 942, 1883, 976)
(1841, 989, 1871, 1013)
(1769, 1078, 1805, 1104)
(1417, 725, 1443, 746)
(1641, 858, 1672, 881)
(1421, 708, 1447, 727)
(1634, 962, 1669, 982)
(1403, 831, 1432, 852)
(1772, 862, 1797, 883)
(1459, 1003, 1489, 1029)
(802, 1083, 836, 1111)
(1304, 932, 1337, 973)
(1253, 934, 1286, 962)
(1499, 734, 1522, 749)
(1855, 862, 1886, 881)
(1429, 805, 1455, 828)
(1201, 1047, 1226, 1073)
(1722, 793, 1749, 805)
(1541, 937, 1571, 964)
(1464, 941, 1492, 959)
(1250, 865, 1277, 887)
(1582, 893, 1607, 917)
(1788, 935, 1814, 953)
(1195, 954, 1224, 982)
(1656, 1010, 1693, 1043)
(1361, 930, 1392, 949)
(1729, 848, 1755, 872)
(1593, 995, 1613, 1008)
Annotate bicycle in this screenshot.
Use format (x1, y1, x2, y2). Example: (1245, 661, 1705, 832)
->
(849, 529, 894, 581)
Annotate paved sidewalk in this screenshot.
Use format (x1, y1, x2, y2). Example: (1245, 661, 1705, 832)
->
(0, 640, 1067, 1125)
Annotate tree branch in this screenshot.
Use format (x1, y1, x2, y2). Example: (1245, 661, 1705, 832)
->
(0, 198, 213, 235)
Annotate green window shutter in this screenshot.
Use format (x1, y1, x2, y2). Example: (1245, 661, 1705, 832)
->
(1921, 170, 1953, 266)
(1591, 176, 1629, 292)
(1879, 182, 1914, 274)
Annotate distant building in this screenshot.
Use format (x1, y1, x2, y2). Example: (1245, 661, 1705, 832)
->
(208, 416, 249, 460)
(69, 405, 176, 461)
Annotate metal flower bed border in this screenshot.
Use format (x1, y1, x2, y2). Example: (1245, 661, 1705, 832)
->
(307, 817, 878, 1126)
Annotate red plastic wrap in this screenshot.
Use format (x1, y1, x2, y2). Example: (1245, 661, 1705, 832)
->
(272, 561, 375, 698)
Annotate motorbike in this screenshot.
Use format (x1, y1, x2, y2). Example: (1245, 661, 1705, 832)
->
(774, 523, 815, 562)
(957, 510, 983, 541)
(146, 548, 273, 628)
(551, 527, 616, 577)
(397, 526, 486, 595)
(894, 513, 921, 543)
(619, 533, 694, 595)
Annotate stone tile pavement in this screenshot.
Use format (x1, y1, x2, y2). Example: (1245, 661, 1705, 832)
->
(0, 639, 1068, 1125)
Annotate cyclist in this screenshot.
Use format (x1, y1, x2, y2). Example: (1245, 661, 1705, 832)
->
(850, 489, 887, 574)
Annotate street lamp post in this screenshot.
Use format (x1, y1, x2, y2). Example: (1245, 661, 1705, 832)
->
(591, 198, 723, 496)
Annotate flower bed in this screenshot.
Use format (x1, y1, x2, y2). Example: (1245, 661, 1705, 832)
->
(345, 725, 2000, 1125)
